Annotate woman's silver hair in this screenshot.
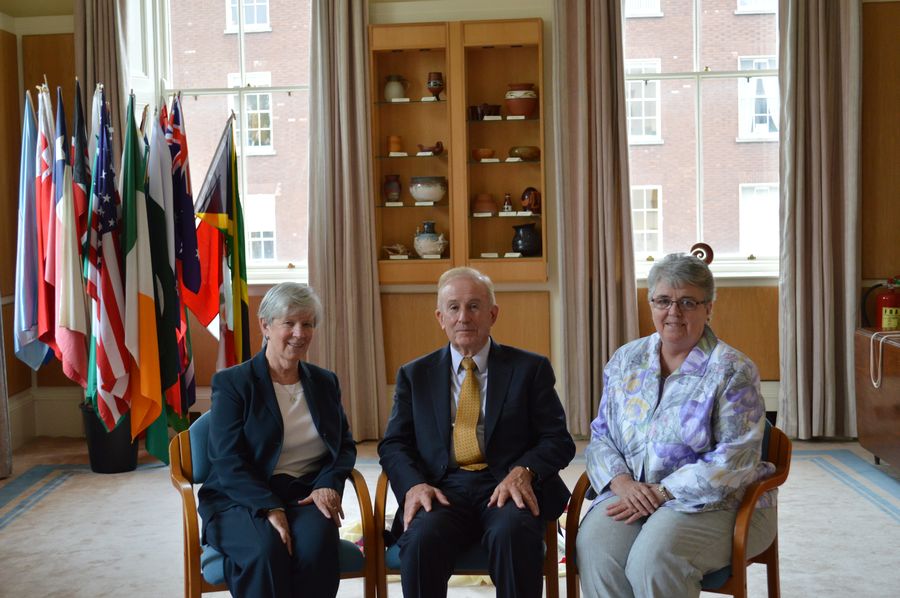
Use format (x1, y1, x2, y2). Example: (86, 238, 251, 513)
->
(647, 253, 716, 302)
(258, 282, 323, 326)
(436, 267, 496, 307)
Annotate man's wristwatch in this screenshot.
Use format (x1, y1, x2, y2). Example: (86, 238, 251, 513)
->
(658, 485, 673, 501)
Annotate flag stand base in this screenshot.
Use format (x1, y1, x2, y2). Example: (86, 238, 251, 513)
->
(79, 403, 139, 474)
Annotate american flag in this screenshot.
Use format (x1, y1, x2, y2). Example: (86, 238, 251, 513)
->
(86, 92, 129, 430)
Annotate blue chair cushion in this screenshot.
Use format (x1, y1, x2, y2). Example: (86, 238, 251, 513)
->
(189, 412, 212, 483)
(201, 539, 366, 585)
(700, 565, 732, 590)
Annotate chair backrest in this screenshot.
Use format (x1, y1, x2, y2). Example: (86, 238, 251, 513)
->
(188, 411, 213, 484)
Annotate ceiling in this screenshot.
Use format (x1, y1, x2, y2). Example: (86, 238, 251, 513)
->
(0, 0, 73, 18)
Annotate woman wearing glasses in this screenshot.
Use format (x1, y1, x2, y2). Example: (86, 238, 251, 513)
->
(576, 252, 777, 598)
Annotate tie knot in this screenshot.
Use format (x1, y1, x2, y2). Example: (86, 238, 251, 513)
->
(461, 356, 476, 373)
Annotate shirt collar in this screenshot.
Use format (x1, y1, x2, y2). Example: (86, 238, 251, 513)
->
(450, 338, 492, 374)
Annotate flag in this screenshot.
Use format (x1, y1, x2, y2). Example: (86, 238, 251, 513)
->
(121, 94, 166, 461)
(167, 94, 200, 412)
(183, 116, 250, 369)
(72, 79, 90, 259)
(85, 90, 130, 431)
(146, 115, 182, 429)
(14, 91, 52, 370)
(50, 86, 89, 387)
(35, 86, 57, 355)
(87, 84, 102, 171)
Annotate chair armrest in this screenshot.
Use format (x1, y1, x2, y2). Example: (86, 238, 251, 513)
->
(566, 472, 593, 574)
(168, 433, 204, 594)
(729, 462, 790, 569)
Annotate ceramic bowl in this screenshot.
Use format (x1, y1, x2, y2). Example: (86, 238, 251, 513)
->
(471, 193, 497, 214)
(472, 148, 495, 161)
(409, 176, 448, 202)
(508, 146, 541, 161)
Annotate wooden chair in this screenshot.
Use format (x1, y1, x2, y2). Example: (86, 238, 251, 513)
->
(374, 470, 560, 598)
(168, 411, 377, 598)
(565, 422, 792, 598)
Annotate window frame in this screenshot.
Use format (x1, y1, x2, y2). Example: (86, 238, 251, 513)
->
(225, 0, 272, 34)
(227, 72, 276, 156)
(630, 185, 663, 259)
(625, 58, 663, 144)
(737, 56, 779, 142)
(738, 182, 780, 259)
(735, 0, 777, 15)
(624, 0, 663, 18)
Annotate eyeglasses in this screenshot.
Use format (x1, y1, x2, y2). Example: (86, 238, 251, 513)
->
(649, 296, 709, 311)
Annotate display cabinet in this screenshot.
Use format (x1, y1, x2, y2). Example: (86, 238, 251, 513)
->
(369, 18, 546, 284)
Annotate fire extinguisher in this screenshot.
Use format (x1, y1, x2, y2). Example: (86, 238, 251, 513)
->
(863, 276, 900, 330)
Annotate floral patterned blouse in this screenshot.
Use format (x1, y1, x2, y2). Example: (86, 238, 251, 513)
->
(585, 325, 776, 513)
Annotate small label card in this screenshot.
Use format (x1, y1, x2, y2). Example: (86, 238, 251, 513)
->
(390, 98, 410, 103)
(422, 254, 442, 260)
(480, 252, 500, 258)
(506, 115, 526, 120)
(505, 157, 523, 162)
(388, 254, 409, 260)
(516, 210, 533, 217)
(416, 151, 434, 157)
(480, 158, 500, 163)
(384, 202, 404, 207)
(472, 212, 493, 218)
(499, 211, 518, 217)
(414, 201, 435, 207)
(483, 115, 502, 121)
(388, 151, 408, 157)
(420, 96, 437, 102)
(503, 252, 523, 258)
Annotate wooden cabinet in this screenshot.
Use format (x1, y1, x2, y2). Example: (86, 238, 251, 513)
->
(368, 18, 546, 285)
(855, 328, 900, 468)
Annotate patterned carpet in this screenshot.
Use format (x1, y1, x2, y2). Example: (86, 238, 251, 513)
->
(0, 444, 898, 597)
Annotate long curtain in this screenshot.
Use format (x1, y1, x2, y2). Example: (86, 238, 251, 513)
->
(74, 0, 126, 163)
(553, 0, 639, 436)
(778, 0, 861, 439)
(308, 0, 386, 440)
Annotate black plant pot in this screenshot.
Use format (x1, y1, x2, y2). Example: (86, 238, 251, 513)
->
(80, 403, 138, 474)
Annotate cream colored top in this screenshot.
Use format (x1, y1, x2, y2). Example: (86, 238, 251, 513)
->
(272, 382, 329, 477)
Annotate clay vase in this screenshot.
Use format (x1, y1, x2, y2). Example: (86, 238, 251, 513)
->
(504, 83, 538, 118)
(472, 193, 497, 214)
(414, 221, 448, 257)
(520, 187, 541, 213)
(512, 223, 541, 256)
(384, 75, 408, 101)
(383, 174, 401, 202)
(426, 71, 445, 100)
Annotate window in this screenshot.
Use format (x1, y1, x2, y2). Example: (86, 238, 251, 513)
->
(625, 59, 661, 143)
(623, 0, 779, 278)
(736, 0, 776, 14)
(738, 57, 779, 140)
(631, 186, 662, 257)
(227, 72, 274, 154)
(167, 0, 312, 282)
(226, 0, 270, 32)
(738, 184, 779, 258)
(625, 0, 662, 18)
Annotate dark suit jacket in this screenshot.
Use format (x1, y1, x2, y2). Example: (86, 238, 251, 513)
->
(378, 341, 575, 525)
(198, 349, 356, 534)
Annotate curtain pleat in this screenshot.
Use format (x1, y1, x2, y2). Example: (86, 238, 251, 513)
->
(778, 0, 860, 439)
(552, 0, 639, 436)
(308, 0, 387, 440)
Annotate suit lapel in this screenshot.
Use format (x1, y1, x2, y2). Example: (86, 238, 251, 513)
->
(430, 347, 453, 450)
(484, 341, 512, 448)
(251, 350, 283, 432)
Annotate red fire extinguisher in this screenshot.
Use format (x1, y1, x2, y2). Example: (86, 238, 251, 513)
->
(863, 276, 900, 330)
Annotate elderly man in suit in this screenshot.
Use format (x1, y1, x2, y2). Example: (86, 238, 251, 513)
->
(378, 267, 575, 598)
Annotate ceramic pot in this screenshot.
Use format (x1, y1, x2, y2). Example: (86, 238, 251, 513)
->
(409, 176, 448, 202)
(508, 145, 541, 161)
(414, 221, 448, 257)
(472, 193, 497, 214)
(384, 75, 408, 101)
(472, 148, 495, 161)
(512, 223, 541, 256)
(505, 83, 538, 117)
(426, 71, 444, 100)
(520, 187, 541, 213)
(383, 174, 401, 202)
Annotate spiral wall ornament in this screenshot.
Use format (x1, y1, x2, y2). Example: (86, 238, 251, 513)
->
(690, 242, 714, 265)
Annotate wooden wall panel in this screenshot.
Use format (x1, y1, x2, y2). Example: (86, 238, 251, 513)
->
(861, 2, 900, 280)
(22, 34, 75, 129)
(637, 286, 779, 380)
(381, 291, 551, 384)
(0, 30, 19, 297)
(3, 303, 32, 396)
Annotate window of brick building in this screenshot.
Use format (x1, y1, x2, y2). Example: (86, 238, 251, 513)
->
(168, 0, 311, 282)
(623, 0, 779, 278)
(625, 59, 662, 143)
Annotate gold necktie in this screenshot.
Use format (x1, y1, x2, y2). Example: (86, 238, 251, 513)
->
(454, 357, 487, 471)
